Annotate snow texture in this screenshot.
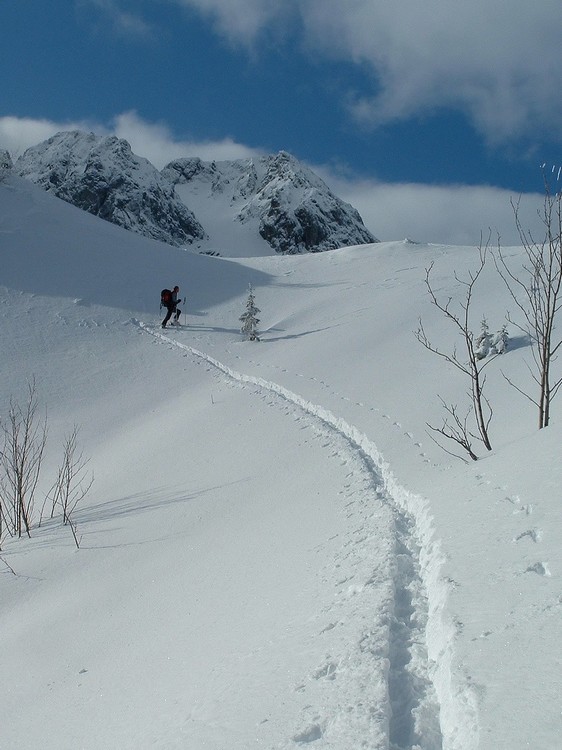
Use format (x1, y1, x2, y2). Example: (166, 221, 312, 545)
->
(0, 174, 560, 750)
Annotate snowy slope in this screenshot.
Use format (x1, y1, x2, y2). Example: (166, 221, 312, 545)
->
(163, 156, 274, 257)
(0, 176, 561, 750)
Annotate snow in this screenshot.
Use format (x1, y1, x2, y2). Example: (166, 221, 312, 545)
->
(1, 175, 561, 749)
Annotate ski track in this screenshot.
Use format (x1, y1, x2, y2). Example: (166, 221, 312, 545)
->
(134, 320, 479, 750)
(229, 354, 433, 465)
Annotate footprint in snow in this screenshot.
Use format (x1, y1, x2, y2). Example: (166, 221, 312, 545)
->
(525, 561, 551, 576)
(514, 529, 541, 543)
(313, 661, 338, 680)
(293, 724, 323, 744)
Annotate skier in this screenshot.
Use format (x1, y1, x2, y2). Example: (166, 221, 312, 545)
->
(161, 285, 182, 328)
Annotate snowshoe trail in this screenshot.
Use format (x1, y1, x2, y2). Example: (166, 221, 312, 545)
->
(134, 320, 478, 750)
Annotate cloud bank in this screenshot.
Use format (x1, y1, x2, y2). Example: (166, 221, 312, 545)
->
(0, 113, 543, 246)
(328, 176, 543, 247)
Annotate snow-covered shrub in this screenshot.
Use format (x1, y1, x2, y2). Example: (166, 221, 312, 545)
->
(475, 319, 508, 359)
(475, 318, 493, 360)
(490, 324, 509, 354)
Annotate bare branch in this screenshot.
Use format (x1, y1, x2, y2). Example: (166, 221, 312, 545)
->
(426, 399, 479, 462)
(0, 378, 47, 538)
(44, 425, 94, 547)
(416, 242, 494, 459)
(495, 173, 562, 427)
(0, 554, 17, 576)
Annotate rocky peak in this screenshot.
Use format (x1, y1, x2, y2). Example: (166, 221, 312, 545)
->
(164, 151, 377, 255)
(15, 131, 206, 247)
(0, 149, 13, 173)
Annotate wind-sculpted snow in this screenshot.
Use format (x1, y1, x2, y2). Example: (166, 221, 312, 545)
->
(135, 319, 479, 750)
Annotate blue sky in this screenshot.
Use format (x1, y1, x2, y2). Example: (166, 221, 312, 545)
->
(2, 0, 562, 244)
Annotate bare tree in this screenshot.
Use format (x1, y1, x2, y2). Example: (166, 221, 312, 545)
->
(416, 244, 495, 460)
(43, 426, 93, 548)
(0, 378, 47, 538)
(494, 177, 562, 428)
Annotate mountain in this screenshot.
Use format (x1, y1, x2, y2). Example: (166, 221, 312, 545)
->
(14, 130, 206, 247)
(14, 131, 376, 256)
(162, 151, 377, 255)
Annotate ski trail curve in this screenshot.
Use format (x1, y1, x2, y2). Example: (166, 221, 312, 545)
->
(133, 320, 479, 750)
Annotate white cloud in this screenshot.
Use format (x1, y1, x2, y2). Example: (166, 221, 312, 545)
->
(0, 112, 262, 168)
(168, 0, 562, 144)
(301, 0, 562, 143)
(112, 111, 262, 168)
(0, 116, 93, 158)
(323, 173, 544, 247)
(80, 0, 154, 39)
(170, 0, 294, 45)
(0, 113, 544, 246)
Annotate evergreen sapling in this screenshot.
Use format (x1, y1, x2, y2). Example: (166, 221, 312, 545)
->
(475, 317, 493, 359)
(240, 284, 260, 341)
(475, 318, 509, 359)
(491, 324, 509, 354)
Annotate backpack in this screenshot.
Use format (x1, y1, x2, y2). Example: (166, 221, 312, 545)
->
(161, 288, 172, 305)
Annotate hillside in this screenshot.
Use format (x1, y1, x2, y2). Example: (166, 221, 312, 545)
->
(0, 175, 560, 750)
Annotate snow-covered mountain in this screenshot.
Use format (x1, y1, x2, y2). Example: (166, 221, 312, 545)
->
(162, 152, 377, 255)
(14, 131, 376, 256)
(14, 131, 206, 247)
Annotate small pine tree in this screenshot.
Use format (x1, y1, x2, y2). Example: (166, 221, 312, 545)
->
(475, 317, 492, 360)
(491, 324, 509, 354)
(240, 284, 260, 341)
